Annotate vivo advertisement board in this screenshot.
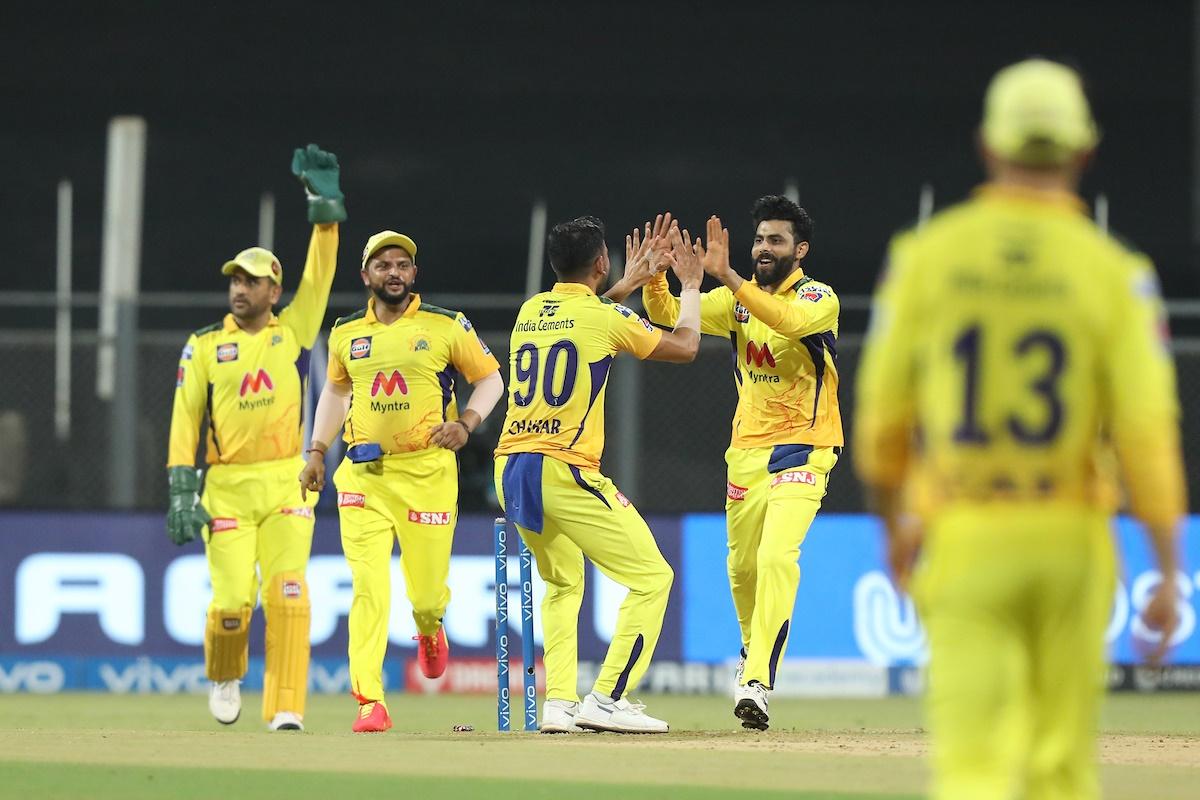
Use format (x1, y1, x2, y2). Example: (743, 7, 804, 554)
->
(0, 512, 1196, 693)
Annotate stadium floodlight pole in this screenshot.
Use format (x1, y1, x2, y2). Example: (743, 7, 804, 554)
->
(524, 198, 547, 297)
(1094, 193, 1109, 234)
(258, 191, 276, 251)
(96, 116, 147, 508)
(54, 180, 73, 442)
(784, 178, 800, 204)
(918, 183, 934, 228)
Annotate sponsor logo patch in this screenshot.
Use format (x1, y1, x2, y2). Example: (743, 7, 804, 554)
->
(280, 506, 314, 519)
(540, 303, 560, 318)
(615, 491, 631, 508)
(180, 344, 193, 360)
(639, 318, 656, 333)
(771, 470, 817, 488)
(222, 617, 242, 630)
(216, 343, 239, 363)
(408, 510, 452, 525)
(413, 337, 430, 352)
(337, 492, 366, 508)
(458, 316, 474, 332)
(734, 302, 750, 323)
(802, 291, 823, 302)
(746, 341, 776, 368)
(476, 334, 492, 356)
(613, 304, 635, 319)
(270, 261, 281, 277)
(176, 367, 185, 387)
(350, 337, 373, 359)
(239, 369, 274, 396)
(271, 334, 283, 346)
(371, 370, 408, 397)
(209, 518, 238, 533)
(726, 482, 748, 501)
(282, 580, 303, 599)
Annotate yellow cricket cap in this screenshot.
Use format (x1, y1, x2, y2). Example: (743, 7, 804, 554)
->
(981, 59, 1099, 166)
(221, 247, 283, 285)
(362, 231, 418, 268)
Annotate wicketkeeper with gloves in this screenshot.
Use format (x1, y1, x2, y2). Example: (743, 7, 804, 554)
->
(166, 144, 344, 731)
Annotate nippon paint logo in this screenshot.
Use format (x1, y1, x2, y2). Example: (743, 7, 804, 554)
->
(337, 492, 366, 508)
(408, 510, 452, 526)
(239, 369, 274, 396)
(726, 482, 748, 502)
(771, 471, 817, 488)
(371, 370, 408, 397)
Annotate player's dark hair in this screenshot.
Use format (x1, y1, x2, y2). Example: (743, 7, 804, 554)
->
(547, 216, 606, 280)
(752, 195, 813, 249)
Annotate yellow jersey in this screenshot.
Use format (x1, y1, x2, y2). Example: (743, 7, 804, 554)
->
(494, 282, 663, 470)
(327, 295, 500, 454)
(643, 267, 843, 450)
(168, 225, 338, 467)
(854, 184, 1186, 528)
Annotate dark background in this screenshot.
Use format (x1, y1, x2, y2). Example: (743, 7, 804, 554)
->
(3, 1, 1194, 321)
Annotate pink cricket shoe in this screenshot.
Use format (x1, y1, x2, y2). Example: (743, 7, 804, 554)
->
(415, 626, 450, 679)
(352, 701, 393, 733)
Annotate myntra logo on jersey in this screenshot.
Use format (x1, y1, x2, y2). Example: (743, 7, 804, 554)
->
(239, 369, 274, 396)
(370, 370, 411, 412)
(408, 510, 452, 526)
(746, 341, 776, 368)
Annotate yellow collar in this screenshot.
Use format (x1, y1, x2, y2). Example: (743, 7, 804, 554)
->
(973, 182, 1087, 214)
(750, 267, 808, 295)
(551, 282, 596, 296)
(222, 313, 279, 333)
(365, 294, 423, 323)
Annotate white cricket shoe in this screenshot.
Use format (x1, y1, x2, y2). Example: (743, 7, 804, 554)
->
(574, 691, 669, 734)
(733, 651, 746, 692)
(539, 699, 580, 733)
(734, 680, 769, 731)
(268, 711, 304, 731)
(208, 680, 241, 725)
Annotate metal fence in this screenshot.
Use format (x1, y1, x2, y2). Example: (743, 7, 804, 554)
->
(1, 320, 1198, 515)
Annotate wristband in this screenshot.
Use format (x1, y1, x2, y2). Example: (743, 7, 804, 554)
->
(454, 419, 472, 435)
(305, 446, 327, 457)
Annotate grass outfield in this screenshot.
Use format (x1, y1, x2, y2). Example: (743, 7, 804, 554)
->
(0, 693, 1197, 799)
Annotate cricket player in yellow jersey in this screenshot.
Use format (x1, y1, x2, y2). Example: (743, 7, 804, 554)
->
(299, 230, 504, 733)
(166, 144, 344, 731)
(855, 59, 1185, 800)
(643, 199, 842, 730)
(494, 215, 701, 734)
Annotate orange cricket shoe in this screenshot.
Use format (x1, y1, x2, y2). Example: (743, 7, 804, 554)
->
(352, 701, 393, 733)
(415, 626, 450, 679)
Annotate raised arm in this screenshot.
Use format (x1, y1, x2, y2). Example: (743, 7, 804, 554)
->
(279, 144, 343, 347)
(604, 213, 675, 303)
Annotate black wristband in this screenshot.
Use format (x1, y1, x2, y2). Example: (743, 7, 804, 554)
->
(454, 419, 472, 435)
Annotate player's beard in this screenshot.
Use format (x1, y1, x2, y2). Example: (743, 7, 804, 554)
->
(230, 295, 271, 322)
(753, 252, 796, 287)
(371, 278, 412, 307)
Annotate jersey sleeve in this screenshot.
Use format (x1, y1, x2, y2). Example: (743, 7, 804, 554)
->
(642, 272, 734, 338)
(853, 238, 922, 489)
(278, 224, 339, 348)
(1100, 255, 1188, 528)
(607, 302, 664, 360)
(326, 330, 351, 385)
(733, 279, 839, 339)
(449, 314, 502, 382)
(166, 335, 208, 468)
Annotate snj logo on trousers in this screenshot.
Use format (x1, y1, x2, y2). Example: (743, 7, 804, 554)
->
(239, 369, 274, 396)
(746, 341, 776, 368)
(209, 518, 238, 533)
(408, 510, 452, 525)
(726, 482, 748, 501)
(371, 370, 408, 397)
(338, 492, 366, 508)
(772, 471, 817, 487)
(350, 337, 373, 359)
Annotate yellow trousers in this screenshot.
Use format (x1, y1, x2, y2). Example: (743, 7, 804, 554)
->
(202, 456, 315, 719)
(495, 453, 673, 702)
(334, 447, 458, 704)
(913, 504, 1115, 800)
(725, 444, 838, 687)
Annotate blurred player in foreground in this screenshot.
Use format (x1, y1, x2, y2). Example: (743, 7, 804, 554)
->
(166, 144, 344, 730)
(299, 231, 504, 733)
(855, 59, 1185, 799)
(494, 215, 701, 733)
(643, 200, 842, 730)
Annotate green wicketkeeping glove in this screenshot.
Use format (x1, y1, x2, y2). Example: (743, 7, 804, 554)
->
(292, 143, 347, 224)
(166, 466, 212, 546)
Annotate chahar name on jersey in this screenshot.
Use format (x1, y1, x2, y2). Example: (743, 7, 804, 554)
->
(507, 418, 562, 435)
